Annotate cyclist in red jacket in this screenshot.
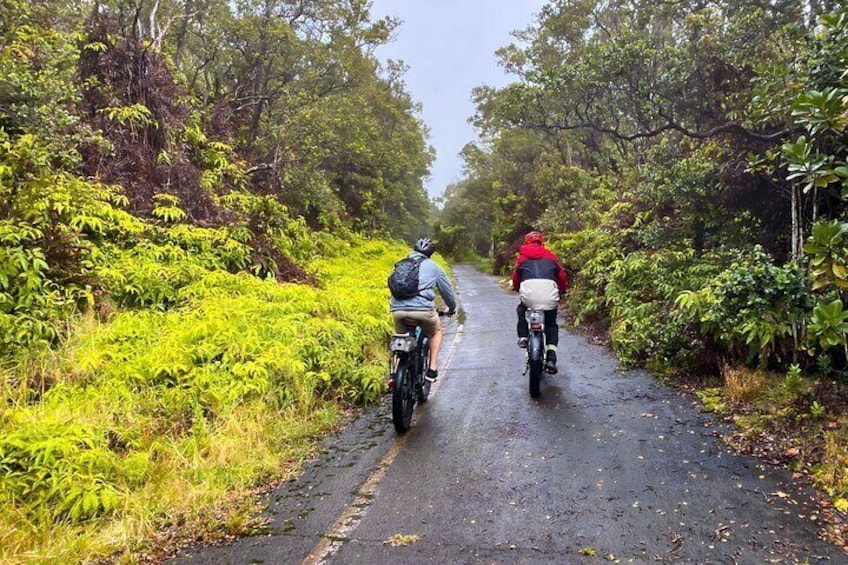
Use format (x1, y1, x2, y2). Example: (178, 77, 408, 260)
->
(511, 231, 569, 373)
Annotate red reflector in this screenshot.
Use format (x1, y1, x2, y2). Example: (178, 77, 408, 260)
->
(530, 324, 543, 330)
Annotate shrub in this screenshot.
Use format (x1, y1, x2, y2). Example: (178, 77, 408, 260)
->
(603, 249, 724, 371)
(0, 419, 122, 523)
(676, 246, 809, 367)
(550, 227, 623, 327)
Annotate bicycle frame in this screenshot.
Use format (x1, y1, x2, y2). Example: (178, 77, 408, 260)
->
(389, 323, 429, 433)
(390, 326, 426, 376)
(388, 310, 446, 432)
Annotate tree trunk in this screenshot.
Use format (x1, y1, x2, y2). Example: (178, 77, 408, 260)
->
(791, 184, 800, 260)
(248, 0, 273, 148)
(149, 0, 160, 46)
(173, 0, 193, 67)
(812, 186, 818, 224)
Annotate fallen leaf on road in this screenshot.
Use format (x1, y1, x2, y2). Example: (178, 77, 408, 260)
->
(385, 533, 420, 547)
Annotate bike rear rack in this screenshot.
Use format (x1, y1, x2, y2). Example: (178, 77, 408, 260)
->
(390, 334, 417, 353)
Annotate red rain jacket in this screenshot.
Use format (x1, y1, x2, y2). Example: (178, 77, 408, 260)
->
(511, 243, 569, 294)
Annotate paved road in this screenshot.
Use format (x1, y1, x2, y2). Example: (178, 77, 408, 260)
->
(173, 265, 844, 564)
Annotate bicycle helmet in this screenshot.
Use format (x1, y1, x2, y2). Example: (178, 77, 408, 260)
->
(524, 231, 545, 245)
(413, 237, 436, 257)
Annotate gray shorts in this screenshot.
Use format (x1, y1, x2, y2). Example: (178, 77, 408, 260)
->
(392, 309, 440, 336)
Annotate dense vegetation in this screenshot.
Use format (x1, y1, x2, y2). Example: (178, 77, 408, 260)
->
(3, 0, 847, 560)
(438, 0, 848, 528)
(0, 0, 437, 561)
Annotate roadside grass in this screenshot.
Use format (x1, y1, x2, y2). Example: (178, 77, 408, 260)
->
(697, 365, 848, 525)
(818, 427, 848, 514)
(2, 402, 334, 564)
(722, 364, 770, 404)
(0, 237, 408, 564)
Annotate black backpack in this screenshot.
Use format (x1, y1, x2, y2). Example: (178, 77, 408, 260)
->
(388, 256, 424, 299)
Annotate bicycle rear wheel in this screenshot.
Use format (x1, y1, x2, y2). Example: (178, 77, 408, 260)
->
(528, 333, 543, 398)
(528, 358, 542, 398)
(392, 362, 414, 433)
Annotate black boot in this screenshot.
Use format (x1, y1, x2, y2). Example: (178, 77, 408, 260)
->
(545, 350, 558, 374)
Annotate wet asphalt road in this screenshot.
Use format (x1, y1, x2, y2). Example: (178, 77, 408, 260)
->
(173, 265, 845, 564)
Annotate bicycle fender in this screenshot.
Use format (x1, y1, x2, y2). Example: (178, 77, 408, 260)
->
(528, 332, 544, 362)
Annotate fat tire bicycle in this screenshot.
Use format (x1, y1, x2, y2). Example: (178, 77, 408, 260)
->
(388, 312, 445, 434)
(523, 308, 547, 398)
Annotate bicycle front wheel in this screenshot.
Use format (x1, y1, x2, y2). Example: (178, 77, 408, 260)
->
(392, 362, 414, 433)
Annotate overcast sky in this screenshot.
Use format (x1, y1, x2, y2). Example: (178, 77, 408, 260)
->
(368, 0, 547, 199)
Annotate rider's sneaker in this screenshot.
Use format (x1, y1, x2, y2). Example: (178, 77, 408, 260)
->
(545, 351, 558, 374)
(517, 337, 528, 348)
(424, 368, 438, 383)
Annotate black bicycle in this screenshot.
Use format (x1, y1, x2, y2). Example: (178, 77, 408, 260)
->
(524, 308, 547, 398)
(388, 312, 445, 434)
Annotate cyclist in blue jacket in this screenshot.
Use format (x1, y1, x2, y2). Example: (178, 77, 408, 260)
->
(389, 238, 457, 382)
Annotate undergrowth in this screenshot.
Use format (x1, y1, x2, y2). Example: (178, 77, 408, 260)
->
(0, 235, 408, 564)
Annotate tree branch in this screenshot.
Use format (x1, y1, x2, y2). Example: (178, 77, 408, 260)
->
(247, 163, 274, 174)
(526, 117, 790, 142)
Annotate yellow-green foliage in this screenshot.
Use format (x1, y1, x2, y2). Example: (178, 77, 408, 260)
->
(0, 235, 410, 563)
(0, 130, 143, 356)
(95, 242, 209, 307)
(815, 427, 848, 513)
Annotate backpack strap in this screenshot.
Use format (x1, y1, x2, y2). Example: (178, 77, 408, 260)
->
(411, 255, 426, 296)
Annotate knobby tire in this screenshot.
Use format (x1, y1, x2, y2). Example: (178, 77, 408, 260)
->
(528, 333, 544, 398)
(528, 359, 543, 398)
(392, 362, 414, 434)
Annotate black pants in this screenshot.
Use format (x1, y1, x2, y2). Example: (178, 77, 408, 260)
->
(517, 303, 558, 347)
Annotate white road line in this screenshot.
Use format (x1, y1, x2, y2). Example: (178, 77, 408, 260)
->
(301, 435, 407, 565)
